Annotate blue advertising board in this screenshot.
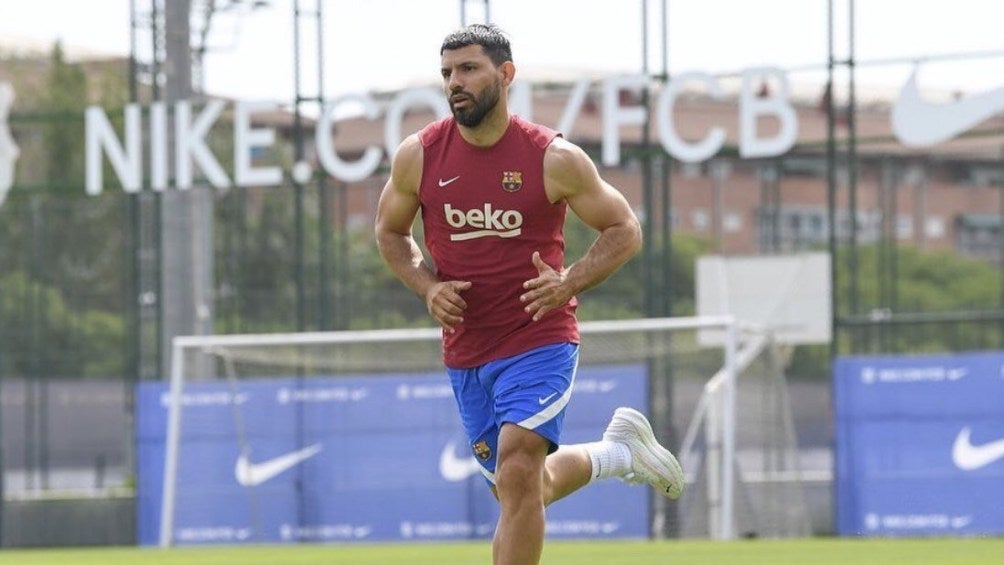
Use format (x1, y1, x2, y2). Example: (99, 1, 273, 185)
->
(834, 351, 1004, 536)
(136, 365, 649, 545)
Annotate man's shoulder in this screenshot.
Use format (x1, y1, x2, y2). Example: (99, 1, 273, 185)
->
(542, 136, 587, 169)
(510, 114, 560, 150)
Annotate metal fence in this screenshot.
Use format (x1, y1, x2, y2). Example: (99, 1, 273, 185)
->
(3, 0, 1004, 547)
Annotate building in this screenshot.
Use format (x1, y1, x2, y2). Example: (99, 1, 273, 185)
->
(320, 77, 1004, 262)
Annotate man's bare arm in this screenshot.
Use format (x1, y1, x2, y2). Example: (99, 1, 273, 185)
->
(520, 137, 642, 321)
(375, 135, 471, 332)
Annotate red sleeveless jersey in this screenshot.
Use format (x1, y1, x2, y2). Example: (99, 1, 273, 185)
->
(418, 115, 580, 368)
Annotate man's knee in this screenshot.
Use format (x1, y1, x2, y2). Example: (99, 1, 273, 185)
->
(495, 427, 548, 501)
(495, 449, 543, 494)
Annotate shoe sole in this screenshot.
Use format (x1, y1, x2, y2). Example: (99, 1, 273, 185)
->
(605, 407, 685, 500)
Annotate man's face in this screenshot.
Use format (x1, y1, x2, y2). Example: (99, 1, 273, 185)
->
(441, 45, 503, 128)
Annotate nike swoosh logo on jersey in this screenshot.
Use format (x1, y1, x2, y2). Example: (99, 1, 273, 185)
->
(438, 441, 483, 482)
(438, 175, 461, 187)
(234, 443, 322, 486)
(538, 392, 558, 405)
(892, 69, 1004, 147)
(952, 427, 1004, 471)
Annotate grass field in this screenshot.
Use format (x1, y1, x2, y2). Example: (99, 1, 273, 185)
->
(2, 538, 1002, 565)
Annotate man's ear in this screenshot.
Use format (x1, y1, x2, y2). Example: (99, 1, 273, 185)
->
(500, 61, 516, 86)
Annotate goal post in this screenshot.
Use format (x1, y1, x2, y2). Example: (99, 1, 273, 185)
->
(152, 316, 807, 547)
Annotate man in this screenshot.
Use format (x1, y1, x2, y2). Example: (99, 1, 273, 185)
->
(375, 23, 684, 565)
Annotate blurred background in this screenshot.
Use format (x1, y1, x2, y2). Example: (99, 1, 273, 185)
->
(1, 0, 1003, 549)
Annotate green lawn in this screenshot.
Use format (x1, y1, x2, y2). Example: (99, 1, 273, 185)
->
(2, 538, 1002, 565)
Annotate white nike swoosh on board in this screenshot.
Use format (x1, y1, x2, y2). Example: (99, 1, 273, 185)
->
(438, 175, 461, 187)
(892, 69, 1004, 147)
(234, 443, 322, 486)
(951, 427, 1004, 471)
(438, 441, 483, 482)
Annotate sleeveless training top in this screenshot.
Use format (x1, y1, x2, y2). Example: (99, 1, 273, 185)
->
(418, 115, 580, 368)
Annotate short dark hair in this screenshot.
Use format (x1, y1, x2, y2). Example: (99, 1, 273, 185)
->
(440, 23, 512, 66)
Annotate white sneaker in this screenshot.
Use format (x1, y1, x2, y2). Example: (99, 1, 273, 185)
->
(602, 406, 685, 500)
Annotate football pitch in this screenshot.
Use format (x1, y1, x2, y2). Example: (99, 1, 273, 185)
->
(2, 538, 1001, 565)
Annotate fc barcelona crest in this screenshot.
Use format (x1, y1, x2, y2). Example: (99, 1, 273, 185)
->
(501, 171, 523, 192)
(472, 440, 492, 461)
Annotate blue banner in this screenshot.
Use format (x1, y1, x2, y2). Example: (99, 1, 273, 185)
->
(834, 352, 1004, 536)
(136, 365, 649, 545)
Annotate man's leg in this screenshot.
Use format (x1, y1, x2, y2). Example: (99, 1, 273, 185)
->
(493, 423, 550, 565)
(490, 411, 682, 565)
(541, 445, 592, 504)
(544, 407, 686, 504)
(600, 406, 685, 500)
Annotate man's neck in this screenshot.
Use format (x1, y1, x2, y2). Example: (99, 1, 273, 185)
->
(457, 106, 511, 147)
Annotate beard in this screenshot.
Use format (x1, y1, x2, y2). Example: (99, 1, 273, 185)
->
(450, 79, 502, 128)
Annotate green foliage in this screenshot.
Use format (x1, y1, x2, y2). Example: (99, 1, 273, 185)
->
(838, 244, 1001, 314)
(0, 43, 131, 378)
(562, 215, 710, 320)
(787, 243, 1004, 377)
(0, 271, 124, 377)
(42, 42, 88, 190)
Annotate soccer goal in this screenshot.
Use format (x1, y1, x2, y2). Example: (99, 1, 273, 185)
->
(148, 316, 810, 547)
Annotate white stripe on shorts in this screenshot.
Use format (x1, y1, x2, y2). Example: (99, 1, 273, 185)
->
(517, 359, 579, 430)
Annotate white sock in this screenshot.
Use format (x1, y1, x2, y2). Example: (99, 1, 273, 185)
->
(583, 441, 632, 482)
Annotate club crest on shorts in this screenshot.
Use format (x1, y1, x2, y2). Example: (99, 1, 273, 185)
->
(501, 170, 523, 192)
(472, 440, 492, 461)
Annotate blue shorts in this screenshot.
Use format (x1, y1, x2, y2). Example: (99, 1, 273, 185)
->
(447, 342, 579, 485)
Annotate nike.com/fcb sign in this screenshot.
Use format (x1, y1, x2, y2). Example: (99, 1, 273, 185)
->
(834, 351, 1004, 536)
(135, 367, 648, 545)
(80, 66, 986, 196)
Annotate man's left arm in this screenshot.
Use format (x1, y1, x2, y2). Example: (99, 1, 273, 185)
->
(520, 137, 642, 321)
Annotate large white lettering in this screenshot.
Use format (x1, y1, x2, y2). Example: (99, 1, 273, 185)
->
(85, 104, 141, 194)
(150, 102, 168, 190)
(316, 94, 382, 182)
(383, 87, 450, 158)
(234, 100, 282, 187)
(656, 71, 726, 163)
(84, 68, 805, 195)
(739, 67, 797, 158)
(601, 74, 649, 167)
(175, 99, 229, 190)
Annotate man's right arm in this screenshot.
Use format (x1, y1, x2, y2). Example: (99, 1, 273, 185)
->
(374, 134, 470, 332)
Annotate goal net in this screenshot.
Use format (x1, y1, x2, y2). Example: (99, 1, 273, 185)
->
(142, 316, 809, 547)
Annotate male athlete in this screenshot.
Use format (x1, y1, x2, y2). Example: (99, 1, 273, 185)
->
(375, 24, 684, 565)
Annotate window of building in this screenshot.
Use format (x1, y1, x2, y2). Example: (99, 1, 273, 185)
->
(925, 216, 945, 239)
(956, 214, 1003, 262)
(724, 212, 742, 233)
(756, 206, 883, 251)
(692, 209, 709, 231)
(896, 216, 913, 240)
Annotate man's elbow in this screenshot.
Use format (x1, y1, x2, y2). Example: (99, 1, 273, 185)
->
(626, 217, 643, 258)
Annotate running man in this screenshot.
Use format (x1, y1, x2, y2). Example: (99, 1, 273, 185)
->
(375, 23, 684, 565)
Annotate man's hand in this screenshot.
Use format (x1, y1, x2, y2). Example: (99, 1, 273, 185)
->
(426, 280, 472, 333)
(520, 251, 573, 322)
